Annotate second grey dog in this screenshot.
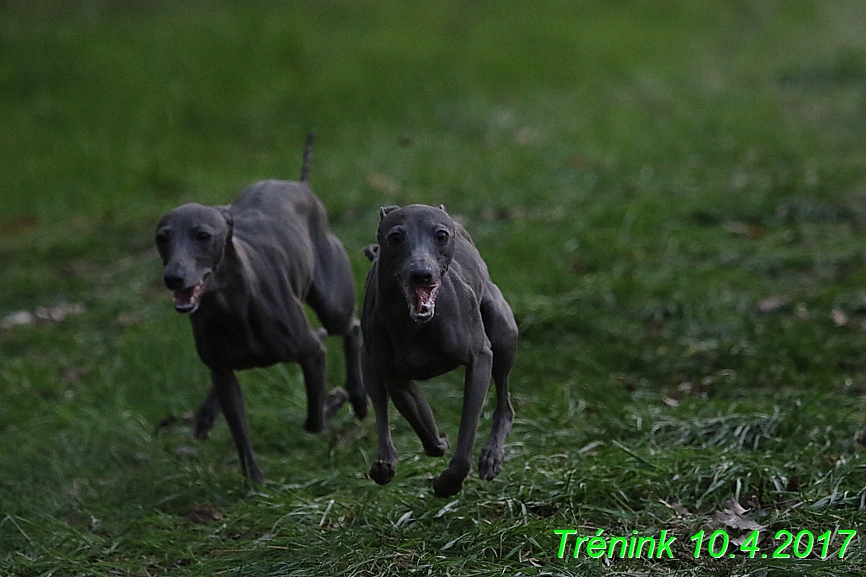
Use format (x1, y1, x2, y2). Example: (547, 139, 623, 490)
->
(154, 137, 367, 485)
(361, 204, 518, 497)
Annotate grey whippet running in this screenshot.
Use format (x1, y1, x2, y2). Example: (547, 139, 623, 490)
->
(154, 135, 367, 485)
(362, 204, 518, 497)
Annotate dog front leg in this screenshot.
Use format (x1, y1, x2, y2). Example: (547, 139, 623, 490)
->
(477, 366, 514, 480)
(210, 368, 263, 486)
(478, 339, 516, 480)
(478, 290, 518, 480)
(433, 346, 494, 497)
(363, 348, 398, 485)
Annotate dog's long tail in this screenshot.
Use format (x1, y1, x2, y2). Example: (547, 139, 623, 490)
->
(300, 132, 315, 183)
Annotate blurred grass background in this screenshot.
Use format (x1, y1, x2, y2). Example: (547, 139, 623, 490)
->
(2, 1, 866, 575)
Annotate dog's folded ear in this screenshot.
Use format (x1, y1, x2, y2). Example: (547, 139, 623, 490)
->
(363, 244, 380, 262)
(220, 207, 234, 243)
(379, 206, 399, 220)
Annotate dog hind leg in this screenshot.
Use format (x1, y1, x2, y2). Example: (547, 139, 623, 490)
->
(306, 244, 367, 420)
(342, 318, 368, 418)
(300, 328, 346, 432)
(387, 381, 450, 458)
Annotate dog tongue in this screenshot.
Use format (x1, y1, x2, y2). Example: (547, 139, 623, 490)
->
(401, 280, 441, 322)
(172, 275, 209, 312)
(173, 287, 195, 308)
(413, 286, 435, 314)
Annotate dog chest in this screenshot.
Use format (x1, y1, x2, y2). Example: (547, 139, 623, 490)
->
(375, 322, 475, 380)
(191, 302, 309, 370)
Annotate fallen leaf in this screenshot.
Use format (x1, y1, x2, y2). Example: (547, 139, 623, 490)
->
(1, 311, 34, 330)
(710, 499, 766, 532)
(757, 295, 790, 314)
(662, 500, 690, 515)
(732, 531, 765, 547)
(831, 308, 848, 327)
(1, 303, 85, 330)
(35, 302, 85, 322)
(184, 503, 223, 524)
(724, 220, 766, 239)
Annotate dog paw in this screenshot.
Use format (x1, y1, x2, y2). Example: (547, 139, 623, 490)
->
(433, 469, 465, 497)
(478, 445, 504, 480)
(369, 460, 396, 485)
(324, 388, 349, 422)
(193, 414, 215, 440)
(248, 465, 265, 487)
(303, 418, 323, 433)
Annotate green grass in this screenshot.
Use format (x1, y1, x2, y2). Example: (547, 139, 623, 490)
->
(2, 0, 866, 575)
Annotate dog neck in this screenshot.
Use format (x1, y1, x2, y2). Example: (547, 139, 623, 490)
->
(197, 236, 252, 315)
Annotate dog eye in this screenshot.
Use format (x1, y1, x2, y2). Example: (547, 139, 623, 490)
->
(387, 232, 404, 246)
(196, 231, 212, 242)
(155, 232, 169, 245)
(435, 230, 449, 243)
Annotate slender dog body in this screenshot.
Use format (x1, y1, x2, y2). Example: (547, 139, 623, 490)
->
(187, 184, 352, 370)
(362, 204, 517, 497)
(155, 138, 366, 485)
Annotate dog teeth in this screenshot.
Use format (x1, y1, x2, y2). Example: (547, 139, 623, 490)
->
(402, 282, 441, 323)
(173, 275, 209, 314)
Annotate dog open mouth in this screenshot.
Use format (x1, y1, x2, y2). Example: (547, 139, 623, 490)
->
(173, 273, 210, 314)
(401, 281, 441, 323)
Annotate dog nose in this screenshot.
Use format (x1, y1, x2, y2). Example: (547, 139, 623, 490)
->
(164, 273, 185, 290)
(409, 268, 434, 286)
